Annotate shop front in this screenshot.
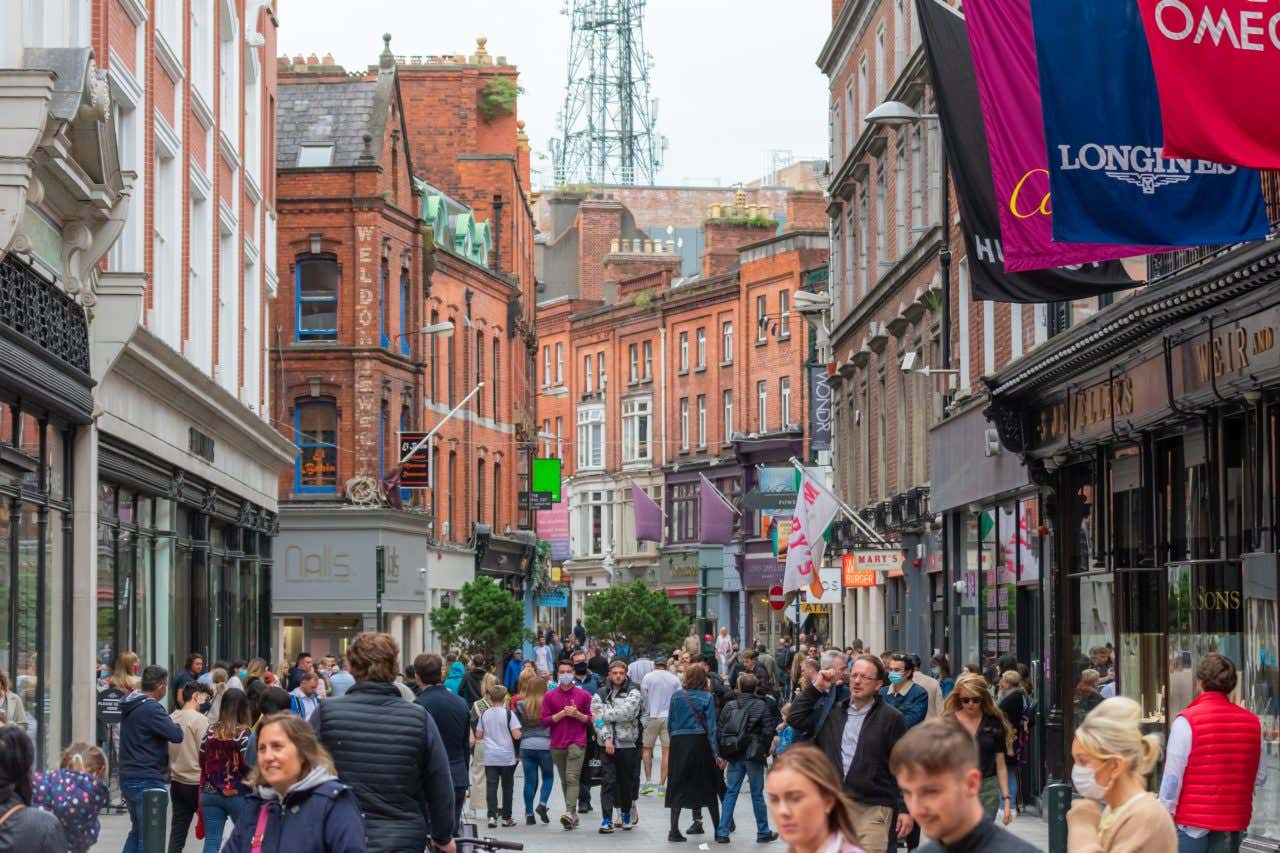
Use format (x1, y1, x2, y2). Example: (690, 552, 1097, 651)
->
(986, 239, 1280, 846)
(273, 506, 428, 670)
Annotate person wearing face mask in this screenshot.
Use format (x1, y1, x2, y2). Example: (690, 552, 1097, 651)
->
(879, 655, 929, 729)
(542, 660, 593, 830)
(909, 655, 942, 719)
(930, 654, 954, 700)
(569, 651, 602, 814)
(1068, 697, 1175, 852)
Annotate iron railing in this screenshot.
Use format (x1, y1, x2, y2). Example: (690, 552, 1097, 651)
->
(0, 256, 90, 373)
(1147, 170, 1280, 282)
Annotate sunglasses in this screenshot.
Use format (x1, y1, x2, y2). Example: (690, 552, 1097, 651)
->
(959, 696, 983, 705)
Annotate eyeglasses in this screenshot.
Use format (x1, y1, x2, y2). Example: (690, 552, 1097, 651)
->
(959, 696, 983, 705)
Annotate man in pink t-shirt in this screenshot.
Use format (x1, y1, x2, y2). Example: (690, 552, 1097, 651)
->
(541, 659, 593, 829)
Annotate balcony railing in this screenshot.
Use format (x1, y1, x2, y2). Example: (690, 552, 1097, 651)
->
(0, 256, 90, 374)
(1147, 170, 1280, 282)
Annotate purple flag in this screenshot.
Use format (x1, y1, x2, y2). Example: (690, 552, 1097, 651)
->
(631, 481, 663, 543)
(964, 0, 1160, 271)
(699, 476, 735, 546)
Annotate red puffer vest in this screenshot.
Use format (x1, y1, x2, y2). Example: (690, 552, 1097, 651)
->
(1174, 691, 1262, 831)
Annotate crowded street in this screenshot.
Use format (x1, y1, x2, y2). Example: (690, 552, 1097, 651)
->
(2, 0, 1280, 850)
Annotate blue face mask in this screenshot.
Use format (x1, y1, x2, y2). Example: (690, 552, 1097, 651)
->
(887, 671, 904, 685)
(931, 667, 940, 678)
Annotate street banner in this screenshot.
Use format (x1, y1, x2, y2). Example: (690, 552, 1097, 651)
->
(916, 0, 1134, 302)
(782, 470, 839, 600)
(808, 366, 833, 452)
(631, 481, 663, 543)
(699, 474, 736, 546)
(964, 0, 1159, 272)
(1030, 0, 1269, 247)
(1137, 0, 1280, 169)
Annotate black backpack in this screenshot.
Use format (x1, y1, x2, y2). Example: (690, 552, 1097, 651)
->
(717, 700, 752, 760)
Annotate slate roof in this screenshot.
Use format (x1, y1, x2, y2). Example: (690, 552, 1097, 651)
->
(276, 80, 378, 170)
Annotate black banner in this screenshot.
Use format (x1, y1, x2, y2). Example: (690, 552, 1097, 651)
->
(916, 0, 1134, 304)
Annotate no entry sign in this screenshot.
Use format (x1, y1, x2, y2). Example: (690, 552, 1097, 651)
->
(768, 585, 786, 611)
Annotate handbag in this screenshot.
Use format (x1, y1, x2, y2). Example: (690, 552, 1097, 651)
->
(581, 734, 605, 785)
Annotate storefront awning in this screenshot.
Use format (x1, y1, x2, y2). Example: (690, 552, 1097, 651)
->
(666, 585, 699, 598)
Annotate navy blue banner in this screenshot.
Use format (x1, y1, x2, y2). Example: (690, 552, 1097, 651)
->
(1029, 0, 1268, 247)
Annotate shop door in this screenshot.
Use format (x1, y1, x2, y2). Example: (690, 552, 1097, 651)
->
(1016, 584, 1044, 806)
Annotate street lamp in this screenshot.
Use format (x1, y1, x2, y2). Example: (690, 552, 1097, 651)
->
(421, 321, 455, 337)
(865, 101, 950, 397)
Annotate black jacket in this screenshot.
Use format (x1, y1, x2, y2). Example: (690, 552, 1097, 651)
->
(0, 792, 65, 853)
(917, 818, 1040, 853)
(312, 681, 455, 852)
(457, 667, 487, 709)
(415, 684, 470, 789)
(718, 692, 775, 763)
(118, 692, 184, 781)
(789, 685, 906, 810)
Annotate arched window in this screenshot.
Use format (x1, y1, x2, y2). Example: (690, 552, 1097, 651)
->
(295, 400, 337, 492)
(295, 257, 338, 341)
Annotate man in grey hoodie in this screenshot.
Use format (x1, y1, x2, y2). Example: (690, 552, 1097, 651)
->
(591, 660, 647, 833)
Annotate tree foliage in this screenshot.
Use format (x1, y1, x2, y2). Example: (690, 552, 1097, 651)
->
(583, 580, 689, 652)
(478, 78, 521, 123)
(429, 576, 525, 663)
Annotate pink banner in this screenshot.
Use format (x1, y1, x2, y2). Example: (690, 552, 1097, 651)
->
(964, 0, 1157, 272)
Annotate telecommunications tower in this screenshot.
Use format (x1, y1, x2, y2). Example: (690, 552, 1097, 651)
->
(550, 0, 666, 186)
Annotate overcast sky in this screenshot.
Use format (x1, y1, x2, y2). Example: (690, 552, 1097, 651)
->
(277, 0, 829, 188)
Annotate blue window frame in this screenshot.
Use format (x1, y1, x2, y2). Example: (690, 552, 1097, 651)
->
(399, 271, 410, 356)
(294, 400, 337, 492)
(379, 262, 389, 348)
(378, 406, 386, 479)
(295, 258, 338, 341)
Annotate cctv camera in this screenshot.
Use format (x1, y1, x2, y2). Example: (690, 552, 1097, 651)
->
(901, 351, 917, 373)
(793, 290, 832, 316)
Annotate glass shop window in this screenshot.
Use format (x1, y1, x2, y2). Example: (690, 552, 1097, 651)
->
(1107, 445, 1151, 569)
(1117, 569, 1165, 727)
(1222, 412, 1261, 559)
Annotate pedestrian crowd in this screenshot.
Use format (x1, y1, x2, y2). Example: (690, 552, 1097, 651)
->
(0, 619, 1254, 852)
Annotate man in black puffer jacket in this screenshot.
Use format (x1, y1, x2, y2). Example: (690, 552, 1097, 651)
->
(312, 632, 456, 853)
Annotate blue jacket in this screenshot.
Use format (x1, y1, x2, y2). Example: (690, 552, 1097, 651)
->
(222, 767, 367, 853)
(666, 688, 719, 757)
(118, 692, 183, 781)
(574, 672, 602, 695)
(879, 681, 929, 728)
(503, 658, 525, 693)
(444, 662, 465, 694)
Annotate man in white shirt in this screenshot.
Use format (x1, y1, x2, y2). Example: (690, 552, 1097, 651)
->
(534, 636, 554, 674)
(640, 657, 681, 796)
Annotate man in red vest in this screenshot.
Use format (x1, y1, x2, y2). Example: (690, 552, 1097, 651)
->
(1158, 653, 1265, 852)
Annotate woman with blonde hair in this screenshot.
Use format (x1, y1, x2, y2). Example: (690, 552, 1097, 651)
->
(942, 672, 1015, 824)
(1067, 697, 1175, 853)
(221, 713, 364, 852)
(108, 652, 139, 693)
(514, 668, 554, 825)
(206, 667, 229, 723)
(765, 744, 865, 852)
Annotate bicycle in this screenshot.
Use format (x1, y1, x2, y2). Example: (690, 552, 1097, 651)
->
(451, 821, 525, 852)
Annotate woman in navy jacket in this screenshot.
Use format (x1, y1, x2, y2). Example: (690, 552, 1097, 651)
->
(664, 662, 726, 842)
(223, 713, 367, 853)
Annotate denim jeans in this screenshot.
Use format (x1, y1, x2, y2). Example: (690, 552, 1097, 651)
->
(716, 760, 770, 839)
(200, 791, 247, 853)
(121, 777, 167, 853)
(522, 749, 555, 814)
(1177, 829, 1244, 853)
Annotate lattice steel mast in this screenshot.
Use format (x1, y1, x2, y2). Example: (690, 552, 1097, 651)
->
(550, 0, 666, 186)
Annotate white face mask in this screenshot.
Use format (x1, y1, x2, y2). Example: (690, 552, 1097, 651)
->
(1071, 763, 1108, 801)
(558, 673, 575, 688)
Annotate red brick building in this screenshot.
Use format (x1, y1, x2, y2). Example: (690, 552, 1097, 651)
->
(533, 189, 827, 643)
(270, 37, 538, 661)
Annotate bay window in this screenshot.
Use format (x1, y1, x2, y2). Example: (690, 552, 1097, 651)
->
(576, 406, 604, 470)
(622, 397, 651, 463)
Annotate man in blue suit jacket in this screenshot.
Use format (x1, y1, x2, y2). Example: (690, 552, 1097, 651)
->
(414, 652, 471, 831)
